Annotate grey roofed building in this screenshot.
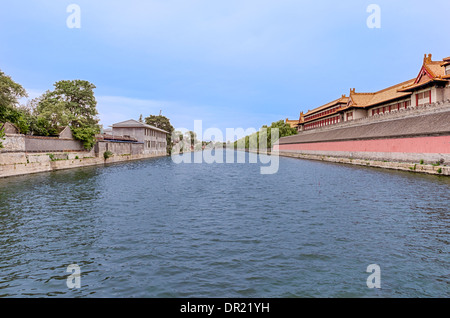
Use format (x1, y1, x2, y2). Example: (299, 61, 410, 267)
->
(111, 119, 169, 155)
(112, 119, 169, 134)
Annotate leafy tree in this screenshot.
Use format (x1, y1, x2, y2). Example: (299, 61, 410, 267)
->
(17, 101, 52, 136)
(187, 131, 198, 148)
(234, 119, 298, 149)
(35, 95, 71, 134)
(145, 114, 174, 154)
(0, 69, 27, 120)
(173, 130, 183, 141)
(36, 80, 100, 149)
(0, 69, 28, 145)
(0, 126, 4, 148)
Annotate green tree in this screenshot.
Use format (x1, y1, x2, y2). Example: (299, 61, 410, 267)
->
(145, 114, 174, 154)
(234, 119, 298, 150)
(0, 69, 28, 120)
(0, 126, 4, 148)
(17, 101, 52, 136)
(0, 69, 28, 145)
(187, 131, 198, 148)
(36, 80, 100, 149)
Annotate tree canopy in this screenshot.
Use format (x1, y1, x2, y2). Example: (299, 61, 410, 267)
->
(0, 69, 27, 117)
(35, 80, 100, 149)
(0, 69, 28, 147)
(234, 119, 298, 149)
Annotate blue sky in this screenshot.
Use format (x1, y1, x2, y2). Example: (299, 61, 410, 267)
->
(1, 0, 450, 139)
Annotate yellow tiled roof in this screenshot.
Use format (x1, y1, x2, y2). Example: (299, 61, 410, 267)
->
(285, 119, 299, 127)
(305, 95, 349, 116)
(398, 55, 448, 92)
(300, 54, 449, 116)
(349, 92, 375, 107)
(424, 61, 446, 78)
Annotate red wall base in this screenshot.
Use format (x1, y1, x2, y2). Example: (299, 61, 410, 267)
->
(275, 136, 450, 154)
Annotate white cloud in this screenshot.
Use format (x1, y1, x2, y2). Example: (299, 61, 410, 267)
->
(96, 94, 285, 139)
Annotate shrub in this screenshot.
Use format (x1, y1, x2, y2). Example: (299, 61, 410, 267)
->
(0, 127, 4, 149)
(103, 150, 113, 160)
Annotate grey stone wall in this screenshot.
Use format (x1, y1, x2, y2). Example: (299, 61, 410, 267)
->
(24, 136, 85, 152)
(277, 149, 450, 165)
(444, 85, 450, 101)
(96, 141, 144, 156)
(276, 151, 450, 176)
(1, 134, 26, 152)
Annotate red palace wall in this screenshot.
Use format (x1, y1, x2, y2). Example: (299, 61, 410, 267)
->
(274, 135, 450, 155)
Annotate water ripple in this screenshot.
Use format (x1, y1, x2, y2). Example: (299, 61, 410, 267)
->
(0, 152, 449, 297)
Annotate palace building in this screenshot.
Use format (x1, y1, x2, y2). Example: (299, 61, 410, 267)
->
(296, 54, 450, 131)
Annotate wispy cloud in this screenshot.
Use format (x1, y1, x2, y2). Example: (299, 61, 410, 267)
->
(96, 94, 286, 135)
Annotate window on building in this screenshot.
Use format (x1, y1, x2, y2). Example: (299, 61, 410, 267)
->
(417, 90, 431, 106)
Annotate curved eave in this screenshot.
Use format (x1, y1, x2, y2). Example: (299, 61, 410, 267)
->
(398, 79, 448, 92)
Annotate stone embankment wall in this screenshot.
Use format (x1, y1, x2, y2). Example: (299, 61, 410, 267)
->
(0, 135, 164, 178)
(275, 102, 450, 175)
(0, 151, 166, 178)
(274, 151, 449, 176)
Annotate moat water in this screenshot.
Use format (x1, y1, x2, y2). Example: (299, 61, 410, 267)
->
(0, 151, 448, 297)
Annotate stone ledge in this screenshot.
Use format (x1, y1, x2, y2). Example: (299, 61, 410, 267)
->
(0, 152, 168, 179)
(275, 151, 449, 176)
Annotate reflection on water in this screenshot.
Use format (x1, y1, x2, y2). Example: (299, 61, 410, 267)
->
(0, 151, 448, 297)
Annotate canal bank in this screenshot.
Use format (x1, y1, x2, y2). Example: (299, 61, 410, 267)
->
(0, 152, 167, 178)
(274, 151, 449, 176)
(274, 101, 450, 176)
(0, 119, 170, 179)
(244, 149, 449, 176)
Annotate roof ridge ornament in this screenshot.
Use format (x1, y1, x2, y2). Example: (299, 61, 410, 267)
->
(424, 53, 432, 64)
